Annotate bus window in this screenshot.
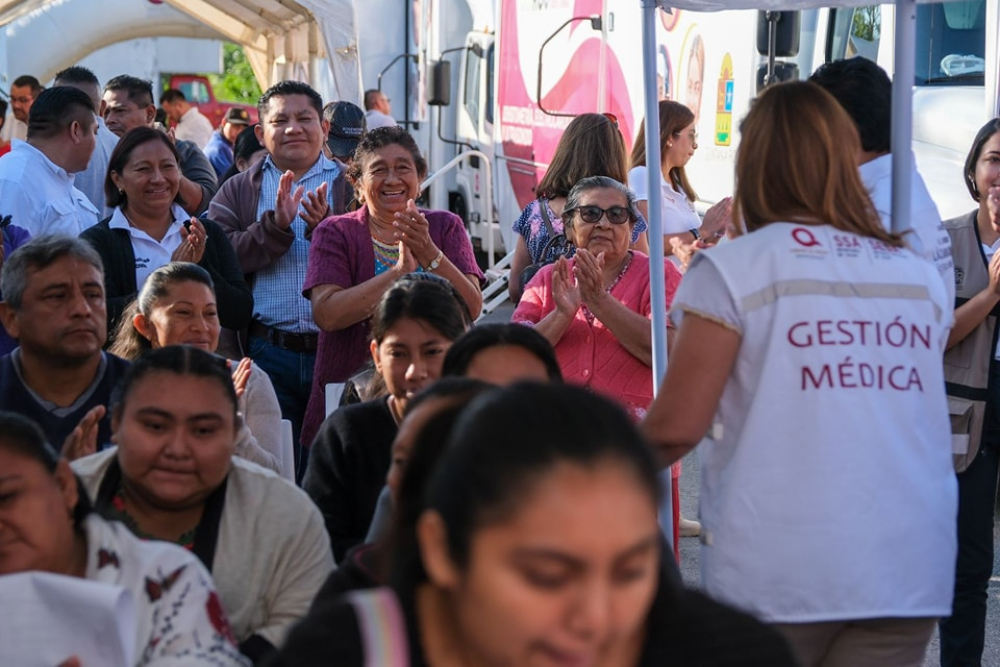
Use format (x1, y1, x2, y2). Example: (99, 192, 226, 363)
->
(464, 45, 482, 124)
(827, 5, 881, 62)
(916, 0, 985, 85)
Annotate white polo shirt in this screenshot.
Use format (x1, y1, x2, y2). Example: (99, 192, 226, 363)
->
(628, 165, 701, 235)
(108, 203, 188, 289)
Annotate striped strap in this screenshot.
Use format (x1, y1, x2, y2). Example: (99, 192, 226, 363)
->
(349, 588, 410, 667)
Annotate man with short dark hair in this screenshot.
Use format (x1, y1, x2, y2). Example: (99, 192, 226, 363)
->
(54, 66, 119, 217)
(3, 74, 43, 143)
(210, 80, 349, 475)
(810, 58, 953, 304)
(0, 86, 98, 236)
(363, 89, 397, 129)
(0, 235, 129, 452)
(161, 88, 214, 149)
(102, 75, 217, 216)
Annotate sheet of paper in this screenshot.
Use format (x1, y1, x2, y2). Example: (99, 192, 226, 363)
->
(0, 571, 136, 667)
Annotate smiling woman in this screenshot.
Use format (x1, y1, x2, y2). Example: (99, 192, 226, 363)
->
(71, 346, 334, 663)
(300, 126, 485, 449)
(80, 126, 251, 347)
(0, 411, 248, 666)
(513, 176, 682, 421)
(108, 262, 285, 476)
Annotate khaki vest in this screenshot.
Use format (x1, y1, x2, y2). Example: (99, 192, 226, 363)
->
(943, 210, 997, 472)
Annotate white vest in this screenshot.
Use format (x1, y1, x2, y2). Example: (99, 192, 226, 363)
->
(690, 222, 957, 623)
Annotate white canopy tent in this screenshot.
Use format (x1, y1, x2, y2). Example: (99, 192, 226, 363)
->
(0, 0, 364, 104)
(158, 0, 363, 104)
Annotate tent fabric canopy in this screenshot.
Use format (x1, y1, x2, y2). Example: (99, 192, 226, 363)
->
(0, 0, 362, 102)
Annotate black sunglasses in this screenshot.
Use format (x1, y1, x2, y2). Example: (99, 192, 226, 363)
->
(568, 205, 633, 225)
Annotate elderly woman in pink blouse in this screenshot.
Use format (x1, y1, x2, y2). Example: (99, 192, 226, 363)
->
(514, 175, 684, 556)
(513, 176, 681, 420)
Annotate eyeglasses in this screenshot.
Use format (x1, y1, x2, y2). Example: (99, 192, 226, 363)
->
(602, 112, 619, 128)
(673, 129, 698, 142)
(568, 205, 633, 225)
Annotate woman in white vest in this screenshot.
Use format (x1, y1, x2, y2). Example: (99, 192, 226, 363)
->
(938, 117, 1000, 666)
(642, 81, 957, 667)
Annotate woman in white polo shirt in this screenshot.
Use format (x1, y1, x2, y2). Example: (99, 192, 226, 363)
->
(628, 99, 731, 251)
(643, 82, 957, 667)
(80, 126, 251, 347)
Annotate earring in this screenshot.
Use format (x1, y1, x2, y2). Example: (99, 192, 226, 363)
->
(118, 188, 124, 195)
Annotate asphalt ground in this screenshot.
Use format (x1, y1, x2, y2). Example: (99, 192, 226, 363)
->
(482, 296, 1000, 666)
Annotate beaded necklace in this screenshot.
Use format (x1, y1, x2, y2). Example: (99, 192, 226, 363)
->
(372, 236, 400, 275)
(109, 488, 197, 551)
(582, 251, 634, 324)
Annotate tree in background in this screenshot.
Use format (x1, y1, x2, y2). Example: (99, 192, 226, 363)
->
(851, 5, 881, 42)
(209, 43, 262, 104)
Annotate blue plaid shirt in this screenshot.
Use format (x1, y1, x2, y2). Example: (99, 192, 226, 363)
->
(252, 154, 341, 332)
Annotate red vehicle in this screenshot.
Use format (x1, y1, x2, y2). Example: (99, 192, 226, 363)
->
(164, 74, 258, 128)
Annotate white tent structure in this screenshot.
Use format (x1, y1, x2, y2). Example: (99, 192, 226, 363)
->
(0, 0, 364, 104)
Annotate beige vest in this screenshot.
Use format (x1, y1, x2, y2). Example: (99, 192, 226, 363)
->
(943, 210, 997, 472)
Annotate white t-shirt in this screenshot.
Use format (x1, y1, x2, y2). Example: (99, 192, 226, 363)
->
(1, 116, 27, 143)
(859, 153, 955, 305)
(108, 204, 187, 289)
(365, 109, 398, 129)
(628, 165, 700, 234)
(174, 107, 215, 150)
(672, 222, 957, 623)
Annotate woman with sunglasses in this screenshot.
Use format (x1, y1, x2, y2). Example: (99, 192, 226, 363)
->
(508, 112, 649, 303)
(513, 175, 681, 421)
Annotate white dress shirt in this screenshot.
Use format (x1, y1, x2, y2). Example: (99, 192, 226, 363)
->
(0, 140, 98, 236)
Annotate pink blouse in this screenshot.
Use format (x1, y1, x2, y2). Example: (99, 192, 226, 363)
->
(513, 252, 682, 420)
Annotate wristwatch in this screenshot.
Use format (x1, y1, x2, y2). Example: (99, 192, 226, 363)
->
(689, 227, 701, 240)
(427, 250, 444, 272)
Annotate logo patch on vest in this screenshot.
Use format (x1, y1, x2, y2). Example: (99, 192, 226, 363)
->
(954, 266, 964, 291)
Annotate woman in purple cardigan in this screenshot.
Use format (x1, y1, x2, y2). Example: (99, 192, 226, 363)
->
(302, 127, 484, 448)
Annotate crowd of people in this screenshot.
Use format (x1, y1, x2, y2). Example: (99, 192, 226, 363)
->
(0, 55, 995, 667)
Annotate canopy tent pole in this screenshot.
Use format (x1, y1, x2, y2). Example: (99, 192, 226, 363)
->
(642, 0, 673, 547)
(890, 0, 916, 235)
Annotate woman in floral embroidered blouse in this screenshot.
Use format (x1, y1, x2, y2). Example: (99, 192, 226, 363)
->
(71, 346, 333, 664)
(0, 411, 247, 666)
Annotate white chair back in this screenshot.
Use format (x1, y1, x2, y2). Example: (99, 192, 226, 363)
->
(325, 382, 346, 416)
(279, 419, 295, 482)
